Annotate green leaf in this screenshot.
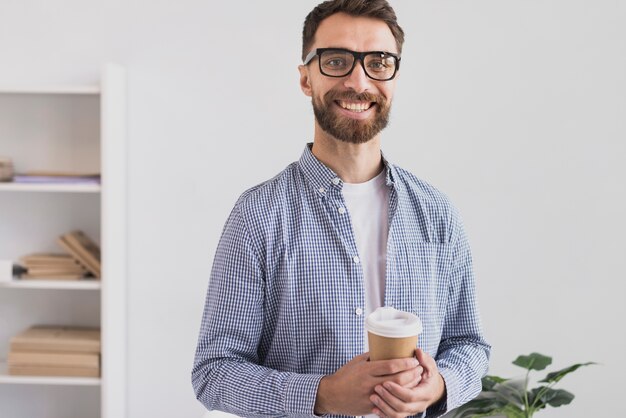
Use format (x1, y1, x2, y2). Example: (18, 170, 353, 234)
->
(501, 404, 526, 418)
(449, 397, 502, 417)
(482, 375, 509, 391)
(512, 353, 552, 371)
(474, 404, 526, 418)
(528, 386, 575, 408)
(450, 399, 524, 418)
(539, 362, 596, 384)
(546, 389, 575, 407)
(528, 386, 549, 408)
(491, 379, 526, 406)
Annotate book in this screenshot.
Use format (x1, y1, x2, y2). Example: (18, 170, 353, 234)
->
(25, 264, 86, 274)
(12, 172, 101, 185)
(22, 171, 100, 177)
(10, 326, 101, 354)
(8, 351, 99, 369)
(56, 239, 99, 277)
(57, 231, 101, 278)
(8, 365, 100, 378)
(20, 253, 83, 266)
(21, 273, 85, 281)
(12, 175, 101, 184)
(25, 267, 86, 276)
(0, 157, 14, 181)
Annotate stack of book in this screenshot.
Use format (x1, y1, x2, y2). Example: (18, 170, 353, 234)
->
(17, 230, 101, 281)
(8, 325, 101, 378)
(19, 253, 87, 280)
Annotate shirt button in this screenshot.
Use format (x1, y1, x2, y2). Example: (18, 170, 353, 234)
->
(353, 256, 360, 264)
(318, 187, 326, 194)
(338, 207, 346, 214)
(355, 307, 363, 316)
(332, 177, 341, 185)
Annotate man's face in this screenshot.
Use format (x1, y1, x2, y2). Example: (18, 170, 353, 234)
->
(299, 13, 399, 144)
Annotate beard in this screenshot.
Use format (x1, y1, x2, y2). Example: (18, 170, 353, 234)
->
(312, 89, 391, 144)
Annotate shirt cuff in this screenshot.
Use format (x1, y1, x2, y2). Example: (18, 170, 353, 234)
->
(284, 373, 326, 417)
(433, 367, 460, 415)
(425, 397, 447, 418)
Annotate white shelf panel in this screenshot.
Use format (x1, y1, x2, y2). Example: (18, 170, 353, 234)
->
(0, 280, 101, 290)
(0, 85, 100, 95)
(0, 183, 101, 193)
(0, 362, 101, 386)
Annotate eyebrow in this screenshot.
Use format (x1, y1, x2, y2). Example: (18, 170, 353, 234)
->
(318, 48, 401, 60)
(323, 46, 397, 53)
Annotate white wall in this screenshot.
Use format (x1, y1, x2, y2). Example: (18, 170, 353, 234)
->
(1, 1, 624, 417)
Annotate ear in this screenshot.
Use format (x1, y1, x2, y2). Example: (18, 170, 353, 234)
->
(298, 65, 313, 97)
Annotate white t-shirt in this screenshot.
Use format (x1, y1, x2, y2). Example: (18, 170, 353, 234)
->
(342, 169, 390, 318)
(342, 169, 390, 418)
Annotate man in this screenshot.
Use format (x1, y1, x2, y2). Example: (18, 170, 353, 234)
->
(192, 1, 490, 417)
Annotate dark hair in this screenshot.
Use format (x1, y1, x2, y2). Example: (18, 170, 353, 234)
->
(302, 0, 405, 61)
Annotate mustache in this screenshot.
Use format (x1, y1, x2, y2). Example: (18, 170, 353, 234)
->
(324, 90, 384, 104)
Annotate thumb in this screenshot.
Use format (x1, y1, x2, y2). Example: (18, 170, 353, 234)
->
(347, 352, 371, 365)
(357, 352, 371, 362)
(415, 348, 436, 379)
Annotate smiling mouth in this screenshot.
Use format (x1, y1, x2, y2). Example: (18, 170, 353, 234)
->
(335, 100, 375, 113)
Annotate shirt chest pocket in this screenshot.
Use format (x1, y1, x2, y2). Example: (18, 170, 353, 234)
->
(388, 241, 453, 325)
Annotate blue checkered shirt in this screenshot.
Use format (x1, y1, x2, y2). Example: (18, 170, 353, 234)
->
(192, 144, 490, 418)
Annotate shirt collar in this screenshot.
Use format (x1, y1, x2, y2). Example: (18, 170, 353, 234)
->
(381, 150, 397, 187)
(298, 143, 397, 197)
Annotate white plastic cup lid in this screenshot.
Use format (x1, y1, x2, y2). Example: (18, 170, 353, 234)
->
(365, 307, 423, 338)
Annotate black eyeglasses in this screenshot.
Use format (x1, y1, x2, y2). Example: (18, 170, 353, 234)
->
(303, 48, 401, 81)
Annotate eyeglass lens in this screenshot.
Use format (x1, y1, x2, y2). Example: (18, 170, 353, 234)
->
(319, 50, 397, 80)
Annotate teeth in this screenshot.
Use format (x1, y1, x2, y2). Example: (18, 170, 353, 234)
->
(339, 101, 372, 112)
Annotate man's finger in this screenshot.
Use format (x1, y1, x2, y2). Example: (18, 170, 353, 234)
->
(374, 383, 412, 412)
(370, 391, 401, 418)
(353, 352, 371, 363)
(369, 357, 419, 377)
(388, 365, 423, 388)
(415, 349, 437, 379)
(381, 380, 428, 404)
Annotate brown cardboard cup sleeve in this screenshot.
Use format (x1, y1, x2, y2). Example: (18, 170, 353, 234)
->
(365, 307, 423, 361)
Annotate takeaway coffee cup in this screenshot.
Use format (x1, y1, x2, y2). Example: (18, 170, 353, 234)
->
(365, 307, 423, 361)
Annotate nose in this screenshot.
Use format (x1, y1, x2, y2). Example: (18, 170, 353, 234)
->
(343, 60, 372, 93)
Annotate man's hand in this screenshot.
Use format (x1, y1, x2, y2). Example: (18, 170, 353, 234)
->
(315, 353, 424, 416)
(370, 349, 446, 418)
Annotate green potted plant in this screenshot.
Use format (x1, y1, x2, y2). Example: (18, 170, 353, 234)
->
(451, 353, 595, 417)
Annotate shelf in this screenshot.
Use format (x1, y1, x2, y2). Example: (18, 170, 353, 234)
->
(0, 362, 101, 386)
(0, 85, 100, 95)
(0, 280, 101, 290)
(0, 183, 101, 193)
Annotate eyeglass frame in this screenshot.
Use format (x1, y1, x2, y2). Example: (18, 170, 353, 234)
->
(303, 47, 401, 81)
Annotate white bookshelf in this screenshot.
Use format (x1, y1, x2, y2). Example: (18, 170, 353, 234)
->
(0, 64, 127, 418)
